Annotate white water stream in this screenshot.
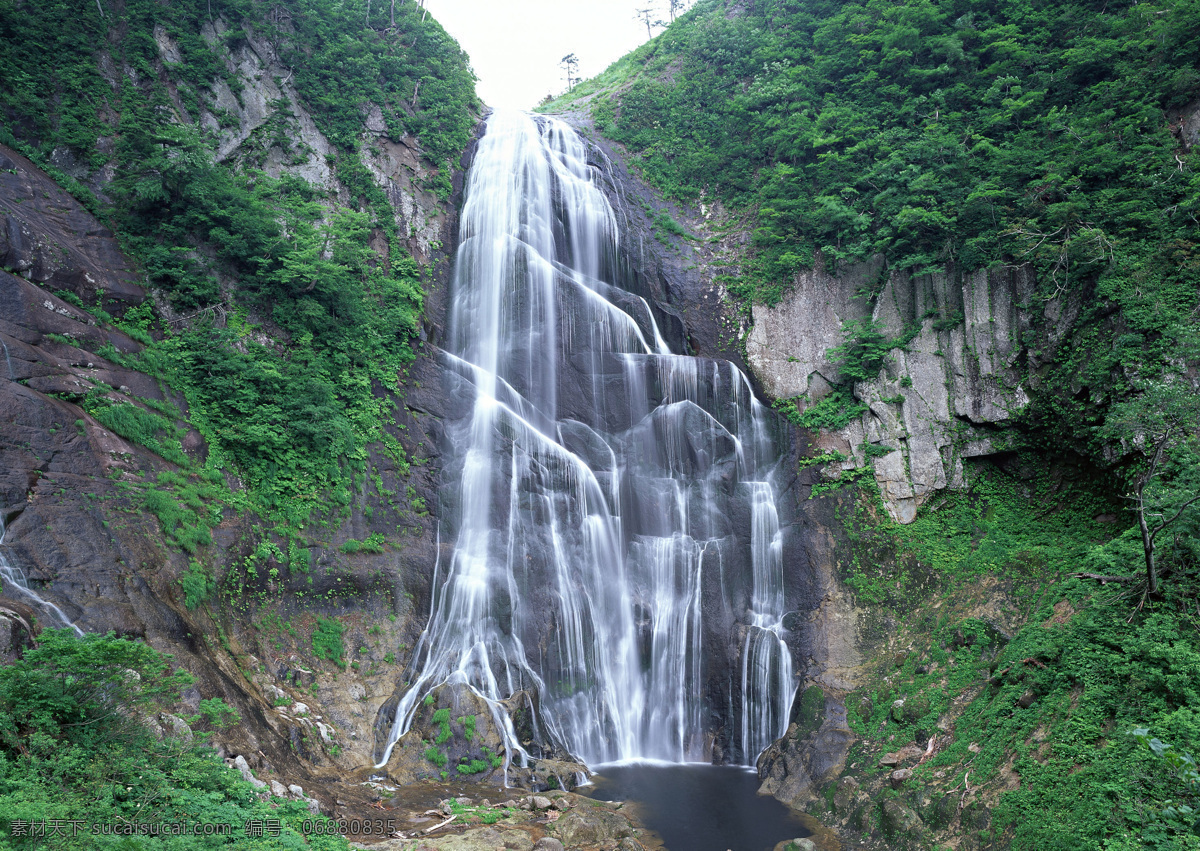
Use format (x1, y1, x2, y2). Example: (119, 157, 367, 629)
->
(378, 112, 793, 770)
(0, 513, 83, 636)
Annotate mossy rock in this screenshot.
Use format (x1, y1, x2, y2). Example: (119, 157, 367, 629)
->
(789, 685, 825, 739)
(773, 840, 817, 851)
(918, 791, 958, 829)
(962, 800, 992, 832)
(880, 798, 922, 839)
(893, 694, 932, 724)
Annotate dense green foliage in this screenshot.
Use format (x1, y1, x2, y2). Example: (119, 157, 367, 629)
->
(851, 594, 1200, 849)
(0, 0, 476, 515)
(841, 459, 1116, 603)
(566, 0, 1199, 311)
(0, 630, 348, 849)
(310, 616, 345, 664)
(834, 461, 1200, 848)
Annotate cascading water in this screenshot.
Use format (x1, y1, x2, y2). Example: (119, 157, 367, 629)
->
(378, 111, 795, 770)
(0, 513, 83, 636)
(1, 339, 14, 381)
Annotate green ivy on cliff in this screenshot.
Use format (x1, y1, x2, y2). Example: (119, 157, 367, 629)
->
(831, 460, 1200, 849)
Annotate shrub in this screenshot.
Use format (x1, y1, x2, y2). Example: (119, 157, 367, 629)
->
(312, 616, 345, 664)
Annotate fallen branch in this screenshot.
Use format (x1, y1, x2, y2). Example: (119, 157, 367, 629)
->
(916, 736, 937, 765)
(989, 656, 1047, 684)
(424, 813, 456, 834)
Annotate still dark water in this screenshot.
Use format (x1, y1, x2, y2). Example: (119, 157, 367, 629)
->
(585, 763, 812, 851)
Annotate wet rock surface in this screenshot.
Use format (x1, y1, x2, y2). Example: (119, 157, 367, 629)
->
(0, 147, 142, 309)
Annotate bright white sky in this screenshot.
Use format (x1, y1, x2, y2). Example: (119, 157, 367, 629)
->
(423, 0, 663, 110)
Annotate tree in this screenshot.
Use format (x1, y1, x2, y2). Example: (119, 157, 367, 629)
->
(826, 318, 893, 383)
(635, 7, 657, 38)
(0, 629, 193, 755)
(560, 53, 579, 91)
(1101, 377, 1200, 595)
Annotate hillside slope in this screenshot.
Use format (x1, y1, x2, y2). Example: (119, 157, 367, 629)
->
(0, 0, 480, 828)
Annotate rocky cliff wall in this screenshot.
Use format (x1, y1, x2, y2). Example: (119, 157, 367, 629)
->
(0, 13, 473, 810)
(746, 261, 1079, 523)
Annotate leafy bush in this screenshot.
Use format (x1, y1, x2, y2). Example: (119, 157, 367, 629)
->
(776, 389, 867, 432)
(827, 319, 892, 383)
(0, 630, 350, 849)
(311, 616, 345, 664)
(196, 696, 240, 731)
(430, 707, 452, 745)
(338, 533, 386, 555)
(180, 559, 215, 609)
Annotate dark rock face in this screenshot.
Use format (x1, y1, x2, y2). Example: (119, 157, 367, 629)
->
(0, 147, 142, 309)
(0, 601, 38, 663)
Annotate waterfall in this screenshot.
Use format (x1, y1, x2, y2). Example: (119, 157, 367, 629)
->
(2, 335, 81, 635)
(378, 112, 794, 770)
(0, 513, 83, 636)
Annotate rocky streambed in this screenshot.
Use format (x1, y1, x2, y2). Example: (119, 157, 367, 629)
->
(339, 784, 652, 851)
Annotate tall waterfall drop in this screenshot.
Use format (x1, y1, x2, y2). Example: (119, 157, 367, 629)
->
(378, 112, 795, 770)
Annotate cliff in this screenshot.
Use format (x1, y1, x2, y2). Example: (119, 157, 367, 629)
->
(745, 260, 1070, 523)
(0, 0, 477, 817)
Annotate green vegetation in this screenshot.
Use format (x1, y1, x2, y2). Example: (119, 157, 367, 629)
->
(840, 460, 1114, 604)
(1098, 377, 1200, 595)
(338, 533, 386, 555)
(181, 559, 217, 609)
(431, 708, 452, 745)
(563, 0, 1199, 310)
(852, 589, 1200, 850)
(82, 393, 189, 468)
(827, 459, 1200, 849)
(0, 630, 348, 849)
(827, 319, 892, 383)
(0, 0, 477, 521)
(775, 390, 866, 432)
(195, 697, 241, 731)
(310, 616, 345, 664)
(443, 797, 514, 825)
